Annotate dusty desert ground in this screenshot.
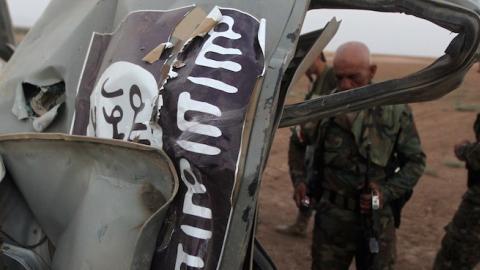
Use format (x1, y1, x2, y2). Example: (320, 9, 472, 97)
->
(257, 55, 480, 270)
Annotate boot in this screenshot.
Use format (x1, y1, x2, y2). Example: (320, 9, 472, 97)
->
(275, 210, 311, 237)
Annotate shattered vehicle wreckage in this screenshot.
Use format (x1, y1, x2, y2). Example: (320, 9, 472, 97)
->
(0, 0, 478, 269)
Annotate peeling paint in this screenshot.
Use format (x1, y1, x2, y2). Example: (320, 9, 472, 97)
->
(142, 42, 173, 64)
(181, 6, 223, 50)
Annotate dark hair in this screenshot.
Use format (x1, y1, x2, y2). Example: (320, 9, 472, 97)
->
(320, 52, 326, 62)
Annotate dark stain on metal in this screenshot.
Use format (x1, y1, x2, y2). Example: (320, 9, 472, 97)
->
(264, 96, 274, 110)
(286, 28, 300, 43)
(242, 206, 251, 222)
(248, 179, 258, 197)
(140, 182, 165, 213)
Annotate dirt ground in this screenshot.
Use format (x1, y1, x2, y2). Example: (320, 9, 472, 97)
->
(257, 55, 480, 270)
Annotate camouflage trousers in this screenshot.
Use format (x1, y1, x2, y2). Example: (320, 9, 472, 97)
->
(312, 199, 396, 270)
(434, 185, 480, 270)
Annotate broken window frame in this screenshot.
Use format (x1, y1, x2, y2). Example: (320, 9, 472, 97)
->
(229, 1, 480, 269)
(279, 0, 480, 127)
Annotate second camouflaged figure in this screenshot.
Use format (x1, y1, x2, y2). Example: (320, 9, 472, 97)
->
(276, 52, 337, 236)
(434, 113, 480, 270)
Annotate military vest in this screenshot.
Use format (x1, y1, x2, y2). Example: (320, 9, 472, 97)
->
(316, 105, 406, 196)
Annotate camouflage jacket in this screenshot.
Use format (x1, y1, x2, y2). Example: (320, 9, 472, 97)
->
(459, 142, 480, 171)
(457, 113, 480, 187)
(287, 66, 335, 184)
(289, 104, 426, 204)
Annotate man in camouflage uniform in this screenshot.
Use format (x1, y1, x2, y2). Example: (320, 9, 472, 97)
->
(276, 52, 337, 237)
(292, 42, 426, 270)
(434, 113, 480, 270)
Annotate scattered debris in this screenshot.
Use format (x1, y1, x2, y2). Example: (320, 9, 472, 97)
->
(453, 102, 480, 112)
(32, 103, 62, 132)
(423, 166, 439, 177)
(13, 81, 66, 132)
(443, 158, 464, 168)
(23, 81, 65, 117)
(29, 82, 65, 116)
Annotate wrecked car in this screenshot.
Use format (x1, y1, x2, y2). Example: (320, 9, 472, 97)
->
(0, 0, 478, 269)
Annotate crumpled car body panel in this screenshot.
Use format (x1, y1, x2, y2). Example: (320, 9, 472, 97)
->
(0, 134, 178, 270)
(0, 1, 478, 270)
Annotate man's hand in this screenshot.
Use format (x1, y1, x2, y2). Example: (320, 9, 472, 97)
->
(454, 140, 470, 161)
(360, 182, 384, 214)
(293, 182, 307, 208)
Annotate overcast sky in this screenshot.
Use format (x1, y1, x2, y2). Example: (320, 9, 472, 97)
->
(7, 0, 454, 57)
